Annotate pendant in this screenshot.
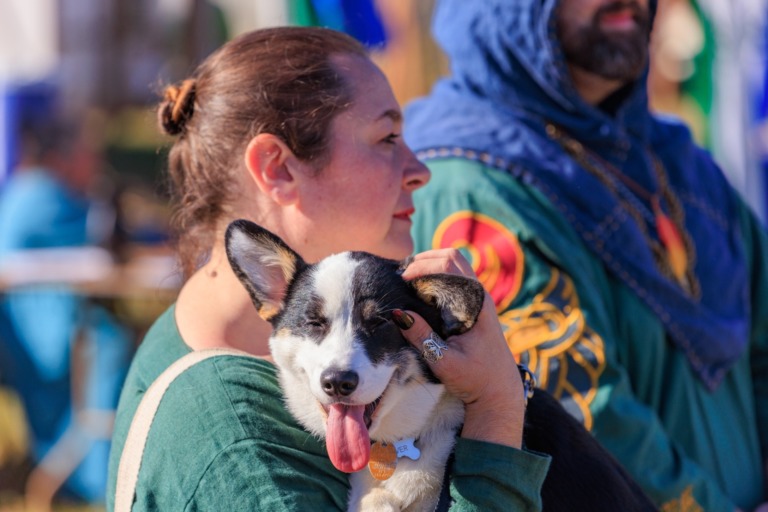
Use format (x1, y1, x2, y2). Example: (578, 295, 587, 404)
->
(652, 198, 688, 285)
(368, 441, 397, 481)
(393, 438, 420, 460)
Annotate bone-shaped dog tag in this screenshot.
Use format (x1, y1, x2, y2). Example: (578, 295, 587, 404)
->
(394, 438, 420, 460)
(368, 441, 397, 480)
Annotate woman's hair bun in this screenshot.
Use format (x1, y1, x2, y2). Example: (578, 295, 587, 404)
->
(159, 79, 196, 136)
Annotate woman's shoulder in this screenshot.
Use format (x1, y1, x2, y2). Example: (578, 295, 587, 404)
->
(111, 305, 312, 475)
(108, 315, 327, 502)
(167, 351, 282, 408)
(111, 352, 334, 510)
(152, 351, 286, 433)
(116, 304, 297, 436)
(126, 307, 290, 439)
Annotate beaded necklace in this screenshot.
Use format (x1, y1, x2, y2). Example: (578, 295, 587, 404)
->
(546, 124, 699, 297)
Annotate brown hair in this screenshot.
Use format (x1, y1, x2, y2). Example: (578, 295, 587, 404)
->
(158, 27, 368, 277)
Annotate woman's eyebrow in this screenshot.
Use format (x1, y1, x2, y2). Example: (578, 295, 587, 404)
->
(377, 109, 402, 123)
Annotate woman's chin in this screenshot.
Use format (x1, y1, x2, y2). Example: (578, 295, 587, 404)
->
(375, 236, 414, 261)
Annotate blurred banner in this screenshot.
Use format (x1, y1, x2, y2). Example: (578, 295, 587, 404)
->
(689, 0, 767, 222)
(0, 0, 58, 185)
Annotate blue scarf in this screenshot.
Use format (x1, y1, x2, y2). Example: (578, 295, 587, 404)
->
(405, 0, 750, 390)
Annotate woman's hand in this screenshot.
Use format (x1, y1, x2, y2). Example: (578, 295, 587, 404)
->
(396, 248, 526, 448)
(400, 248, 476, 280)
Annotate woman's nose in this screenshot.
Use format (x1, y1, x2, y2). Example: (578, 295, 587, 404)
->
(403, 148, 430, 191)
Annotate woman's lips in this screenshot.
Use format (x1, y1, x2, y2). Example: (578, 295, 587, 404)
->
(394, 207, 415, 221)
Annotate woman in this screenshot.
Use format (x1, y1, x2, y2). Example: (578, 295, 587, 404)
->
(106, 27, 550, 511)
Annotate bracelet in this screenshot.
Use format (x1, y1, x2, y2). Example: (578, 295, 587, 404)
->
(517, 364, 536, 407)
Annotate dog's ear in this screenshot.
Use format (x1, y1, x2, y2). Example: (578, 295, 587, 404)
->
(410, 274, 486, 336)
(225, 219, 304, 322)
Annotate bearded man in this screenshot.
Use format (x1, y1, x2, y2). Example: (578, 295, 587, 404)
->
(405, 0, 768, 510)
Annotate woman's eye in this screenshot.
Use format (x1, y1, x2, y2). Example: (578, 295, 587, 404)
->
(382, 133, 400, 145)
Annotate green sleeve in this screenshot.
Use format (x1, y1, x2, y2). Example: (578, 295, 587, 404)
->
(187, 439, 350, 511)
(449, 440, 550, 511)
(412, 158, 738, 510)
(189, 439, 550, 512)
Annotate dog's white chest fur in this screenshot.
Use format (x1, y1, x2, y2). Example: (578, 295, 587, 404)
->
(347, 393, 464, 512)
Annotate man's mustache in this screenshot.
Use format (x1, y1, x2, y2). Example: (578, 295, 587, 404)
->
(596, 1, 646, 22)
(594, 1, 651, 31)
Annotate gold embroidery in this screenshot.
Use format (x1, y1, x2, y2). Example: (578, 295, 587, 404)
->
(500, 269, 605, 430)
(660, 486, 703, 512)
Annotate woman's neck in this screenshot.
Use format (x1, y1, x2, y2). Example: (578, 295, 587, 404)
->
(175, 246, 273, 358)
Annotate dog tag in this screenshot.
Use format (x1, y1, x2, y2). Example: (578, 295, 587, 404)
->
(368, 441, 397, 481)
(394, 438, 420, 460)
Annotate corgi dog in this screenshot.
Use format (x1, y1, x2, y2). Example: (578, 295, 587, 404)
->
(225, 219, 656, 512)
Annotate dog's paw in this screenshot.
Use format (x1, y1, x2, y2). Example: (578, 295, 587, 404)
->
(353, 488, 401, 512)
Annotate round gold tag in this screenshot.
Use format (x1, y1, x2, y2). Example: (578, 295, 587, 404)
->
(368, 441, 397, 481)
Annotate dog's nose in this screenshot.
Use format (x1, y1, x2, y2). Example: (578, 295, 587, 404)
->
(320, 369, 359, 397)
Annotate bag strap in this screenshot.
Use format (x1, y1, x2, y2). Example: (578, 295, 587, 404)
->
(114, 348, 256, 512)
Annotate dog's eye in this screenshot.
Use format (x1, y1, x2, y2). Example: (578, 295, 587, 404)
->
(306, 318, 327, 329)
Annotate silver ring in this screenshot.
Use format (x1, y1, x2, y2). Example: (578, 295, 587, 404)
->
(421, 332, 448, 363)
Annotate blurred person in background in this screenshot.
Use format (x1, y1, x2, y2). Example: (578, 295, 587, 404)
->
(0, 111, 132, 506)
(1, 114, 107, 252)
(405, 0, 768, 510)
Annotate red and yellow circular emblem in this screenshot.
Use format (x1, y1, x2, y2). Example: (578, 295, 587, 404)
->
(432, 211, 524, 311)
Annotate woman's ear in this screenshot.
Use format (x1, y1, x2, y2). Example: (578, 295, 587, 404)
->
(244, 133, 299, 205)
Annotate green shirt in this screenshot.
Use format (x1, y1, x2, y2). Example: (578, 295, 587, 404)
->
(412, 158, 768, 512)
(107, 305, 551, 511)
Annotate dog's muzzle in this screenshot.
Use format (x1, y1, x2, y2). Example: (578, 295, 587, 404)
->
(421, 332, 448, 363)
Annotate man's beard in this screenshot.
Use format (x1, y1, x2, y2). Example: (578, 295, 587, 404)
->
(558, 1, 652, 82)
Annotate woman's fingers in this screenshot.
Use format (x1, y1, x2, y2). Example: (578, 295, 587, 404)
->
(393, 303, 517, 404)
(396, 249, 528, 449)
(392, 309, 448, 365)
(393, 309, 458, 377)
(400, 248, 475, 279)
(393, 306, 526, 448)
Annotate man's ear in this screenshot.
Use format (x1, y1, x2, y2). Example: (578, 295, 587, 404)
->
(244, 133, 298, 205)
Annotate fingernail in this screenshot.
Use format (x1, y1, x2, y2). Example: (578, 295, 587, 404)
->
(392, 309, 414, 330)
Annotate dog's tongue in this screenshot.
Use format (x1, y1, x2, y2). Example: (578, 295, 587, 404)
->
(326, 404, 370, 473)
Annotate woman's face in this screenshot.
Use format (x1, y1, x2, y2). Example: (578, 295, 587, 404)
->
(296, 54, 430, 261)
